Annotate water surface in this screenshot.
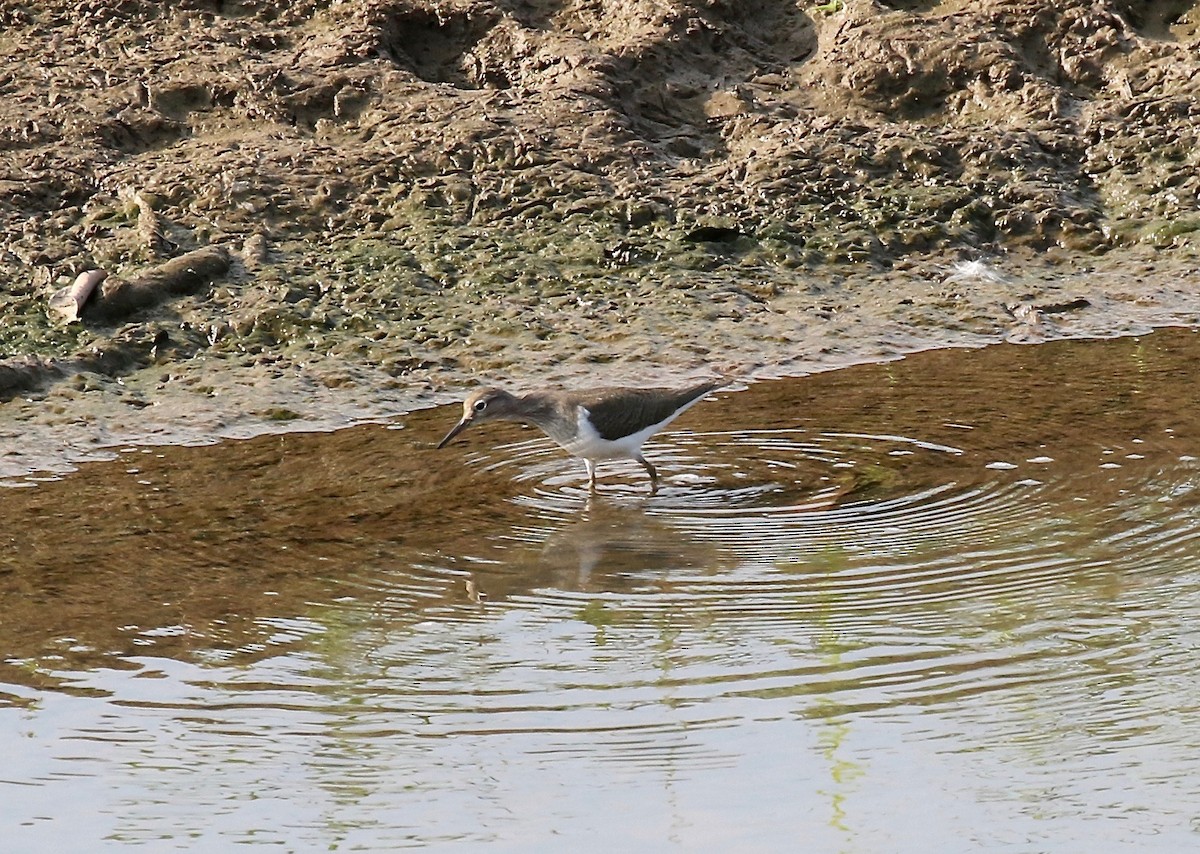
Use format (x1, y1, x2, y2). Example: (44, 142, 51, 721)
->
(4, 330, 1200, 851)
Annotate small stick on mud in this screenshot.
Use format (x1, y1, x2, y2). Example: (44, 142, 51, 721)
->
(81, 245, 231, 324)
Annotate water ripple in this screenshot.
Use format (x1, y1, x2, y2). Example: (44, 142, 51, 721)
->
(5, 331, 1200, 850)
(408, 399, 1200, 728)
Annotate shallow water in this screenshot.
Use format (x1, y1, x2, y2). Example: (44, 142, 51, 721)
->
(4, 329, 1200, 851)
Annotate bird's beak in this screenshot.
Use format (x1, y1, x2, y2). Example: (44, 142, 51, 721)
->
(437, 417, 472, 449)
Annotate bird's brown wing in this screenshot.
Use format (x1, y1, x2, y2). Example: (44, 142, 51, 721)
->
(582, 380, 723, 441)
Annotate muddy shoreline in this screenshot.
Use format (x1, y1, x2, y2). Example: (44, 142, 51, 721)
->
(2, 1, 1199, 477)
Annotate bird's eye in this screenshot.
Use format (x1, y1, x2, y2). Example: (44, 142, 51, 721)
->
(473, 400, 488, 412)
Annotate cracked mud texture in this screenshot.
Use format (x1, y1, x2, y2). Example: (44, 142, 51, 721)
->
(1, 0, 1199, 476)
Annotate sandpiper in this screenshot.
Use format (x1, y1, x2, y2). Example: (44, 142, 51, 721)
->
(437, 379, 725, 491)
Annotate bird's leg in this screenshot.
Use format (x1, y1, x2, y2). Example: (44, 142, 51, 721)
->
(637, 455, 659, 493)
(584, 458, 598, 492)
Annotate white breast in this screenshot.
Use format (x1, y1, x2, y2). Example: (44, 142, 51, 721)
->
(556, 406, 674, 461)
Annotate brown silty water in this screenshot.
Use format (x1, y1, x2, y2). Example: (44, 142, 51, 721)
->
(2, 329, 1199, 850)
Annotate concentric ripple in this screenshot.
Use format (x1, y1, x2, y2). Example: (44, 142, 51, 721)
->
(422, 332, 1200, 727)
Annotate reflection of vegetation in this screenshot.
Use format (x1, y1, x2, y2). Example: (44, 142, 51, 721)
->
(810, 559, 864, 845)
(815, 710, 864, 838)
(578, 599, 619, 627)
(844, 462, 903, 496)
(577, 599, 628, 646)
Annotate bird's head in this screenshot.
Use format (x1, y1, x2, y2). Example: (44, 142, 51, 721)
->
(436, 388, 521, 448)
